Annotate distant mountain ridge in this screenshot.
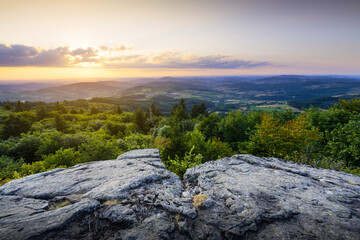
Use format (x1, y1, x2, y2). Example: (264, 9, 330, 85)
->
(0, 75, 359, 103)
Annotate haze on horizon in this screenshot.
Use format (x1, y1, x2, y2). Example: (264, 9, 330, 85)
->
(0, 0, 359, 81)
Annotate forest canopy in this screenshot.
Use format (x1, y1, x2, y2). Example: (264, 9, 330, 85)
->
(0, 97, 359, 185)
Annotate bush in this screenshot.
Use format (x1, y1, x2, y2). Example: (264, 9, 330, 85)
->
(0, 138, 17, 156)
(78, 130, 124, 162)
(218, 111, 251, 150)
(35, 130, 63, 158)
(124, 133, 154, 150)
(325, 118, 360, 167)
(153, 136, 171, 152)
(157, 125, 172, 138)
(104, 121, 127, 137)
(0, 156, 24, 184)
(198, 113, 221, 140)
(1, 112, 35, 139)
(11, 133, 42, 163)
(206, 138, 233, 162)
(248, 113, 323, 160)
(42, 148, 81, 168)
(166, 147, 203, 177)
(19, 161, 47, 176)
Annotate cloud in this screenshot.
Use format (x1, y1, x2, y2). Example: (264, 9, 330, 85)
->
(99, 45, 133, 52)
(104, 50, 272, 69)
(111, 45, 134, 51)
(0, 44, 272, 69)
(0, 44, 102, 67)
(70, 47, 99, 63)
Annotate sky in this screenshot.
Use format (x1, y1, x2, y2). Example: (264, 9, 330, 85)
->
(0, 0, 359, 80)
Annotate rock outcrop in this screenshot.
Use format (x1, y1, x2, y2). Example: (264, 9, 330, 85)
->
(1, 149, 360, 239)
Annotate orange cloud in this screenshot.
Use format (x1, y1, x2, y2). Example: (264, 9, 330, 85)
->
(0, 44, 272, 69)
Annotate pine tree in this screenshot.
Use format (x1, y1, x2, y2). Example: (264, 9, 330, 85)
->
(198, 102, 207, 115)
(15, 101, 24, 112)
(150, 103, 161, 116)
(55, 115, 67, 132)
(134, 107, 147, 134)
(54, 101, 67, 114)
(191, 104, 199, 118)
(4, 102, 12, 110)
(36, 107, 47, 120)
(172, 98, 188, 121)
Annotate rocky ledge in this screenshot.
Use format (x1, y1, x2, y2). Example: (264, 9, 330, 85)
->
(0, 149, 359, 239)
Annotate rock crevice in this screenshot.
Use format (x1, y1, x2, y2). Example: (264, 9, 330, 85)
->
(0, 149, 359, 239)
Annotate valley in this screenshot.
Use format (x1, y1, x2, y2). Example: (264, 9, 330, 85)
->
(1, 75, 360, 115)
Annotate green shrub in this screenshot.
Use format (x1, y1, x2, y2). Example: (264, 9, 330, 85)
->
(0, 156, 24, 183)
(42, 148, 81, 168)
(325, 118, 360, 167)
(124, 133, 154, 150)
(166, 147, 203, 177)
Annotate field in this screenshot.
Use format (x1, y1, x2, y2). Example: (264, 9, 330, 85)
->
(249, 104, 300, 112)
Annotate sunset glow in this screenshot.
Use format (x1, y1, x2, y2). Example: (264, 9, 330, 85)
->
(0, 0, 359, 80)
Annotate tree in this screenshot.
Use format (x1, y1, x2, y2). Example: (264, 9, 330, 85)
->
(178, 98, 188, 120)
(36, 107, 48, 120)
(171, 104, 179, 116)
(198, 113, 221, 140)
(117, 106, 123, 114)
(1, 112, 34, 139)
(134, 107, 148, 134)
(55, 114, 67, 132)
(11, 133, 42, 163)
(147, 103, 161, 119)
(35, 131, 63, 157)
(198, 102, 207, 116)
(248, 113, 323, 160)
(54, 102, 68, 114)
(4, 102, 12, 110)
(325, 118, 360, 167)
(162, 120, 188, 160)
(218, 111, 249, 150)
(190, 102, 207, 119)
(90, 106, 99, 114)
(15, 101, 24, 112)
(0, 156, 24, 183)
(306, 106, 352, 134)
(336, 98, 360, 114)
(172, 98, 188, 121)
(78, 131, 123, 163)
(105, 121, 126, 136)
(191, 104, 199, 118)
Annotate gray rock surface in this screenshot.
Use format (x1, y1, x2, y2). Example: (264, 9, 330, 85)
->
(0, 149, 359, 239)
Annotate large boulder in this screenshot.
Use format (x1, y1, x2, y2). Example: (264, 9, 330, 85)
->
(0, 149, 359, 239)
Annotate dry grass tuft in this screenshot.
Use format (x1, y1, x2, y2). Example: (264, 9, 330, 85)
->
(103, 199, 121, 206)
(174, 213, 181, 223)
(55, 200, 70, 209)
(348, 181, 359, 185)
(193, 194, 208, 208)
